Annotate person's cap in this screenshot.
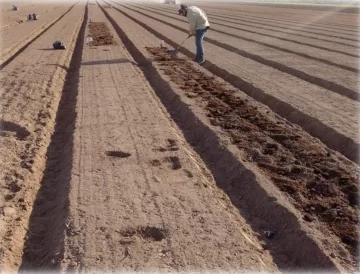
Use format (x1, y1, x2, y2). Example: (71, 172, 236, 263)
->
(178, 4, 187, 15)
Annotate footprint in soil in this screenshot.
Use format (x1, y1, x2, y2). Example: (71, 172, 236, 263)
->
(150, 159, 161, 167)
(105, 151, 131, 158)
(165, 156, 182, 170)
(6, 180, 21, 193)
(184, 169, 193, 178)
(0, 119, 30, 140)
(118, 226, 167, 242)
(155, 139, 179, 152)
(150, 157, 182, 171)
(167, 138, 177, 147)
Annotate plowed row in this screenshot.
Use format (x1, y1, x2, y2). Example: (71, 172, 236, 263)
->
(109, 1, 359, 164)
(147, 46, 359, 256)
(0, 1, 85, 269)
(0, 0, 359, 272)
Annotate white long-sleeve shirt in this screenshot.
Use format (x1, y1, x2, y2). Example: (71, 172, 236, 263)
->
(186, 6, 210, 35)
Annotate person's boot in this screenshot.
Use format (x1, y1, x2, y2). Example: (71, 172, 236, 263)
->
(196, 59, 205, 65)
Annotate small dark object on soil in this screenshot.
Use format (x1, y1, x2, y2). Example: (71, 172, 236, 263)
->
(303, 214, 314, 222)
(106, 151, 131, 158)
(264, 230, 276, 239)
(53, 41, 66, 50)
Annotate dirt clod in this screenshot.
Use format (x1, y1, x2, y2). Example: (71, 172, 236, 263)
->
(165, 156, 182, 170)
(88, 22, 116, 46)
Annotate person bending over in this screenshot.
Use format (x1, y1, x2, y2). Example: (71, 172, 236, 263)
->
(178, 4, 210, 65)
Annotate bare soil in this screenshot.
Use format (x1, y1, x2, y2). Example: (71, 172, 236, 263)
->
(88, 21, 116, 46)
(0, 2, 85, 270)
(0, 0, 359, 272)
(112, 1, 359, 164)
(146, 46, 359, 259)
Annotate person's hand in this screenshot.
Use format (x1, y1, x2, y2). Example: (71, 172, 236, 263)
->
(188, 33, 193, 38)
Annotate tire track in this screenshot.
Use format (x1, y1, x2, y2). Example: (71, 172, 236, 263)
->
(0, 1, 79, 71)
(19, 2, 87, 270)
(146, 4, 360, 47)
(103, 0, 359, 163)
(116, 3, 359, 101)
(98, 1, 354, 271)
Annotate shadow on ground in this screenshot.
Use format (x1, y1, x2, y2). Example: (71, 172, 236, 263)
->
(81, 58, 136, 66)
(19, 4, 88, 271)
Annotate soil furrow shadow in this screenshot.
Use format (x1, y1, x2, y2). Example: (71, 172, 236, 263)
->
(199, 10, 359, 37)
(146, 4, 359, 42)
(106, 1, 359, 164)
(217, 3, 360, 16)
(204, 5, 359, 30)
(171, 5, 358, 34)
(119, 3, 359, 102)
(133, 4, 360, 56)
(19, 3, 88, 270)
(147, 46, 358, 260)
(208, 15, 360, 47)
(99, 2, 344, 271)
(121, 3, 359, 75)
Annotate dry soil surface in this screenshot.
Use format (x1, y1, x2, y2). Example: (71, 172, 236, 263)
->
(0, 0, 359, 273)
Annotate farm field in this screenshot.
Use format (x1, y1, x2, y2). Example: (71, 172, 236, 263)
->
(0, 0, 359, 272)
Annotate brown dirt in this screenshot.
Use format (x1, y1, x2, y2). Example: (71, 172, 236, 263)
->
(132, 3, 359, 100)
(112, 1, 359, 164)
(0, 2, 64, 31)
(88, 21, 116, 46)
(0, 2, 76, 64)
(16, 3, 278, 272)
(1, 0, 359, 272)
(0, 2, 85, 270)
(146, 47, 360, 259)
(101, 4, 348, 270)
